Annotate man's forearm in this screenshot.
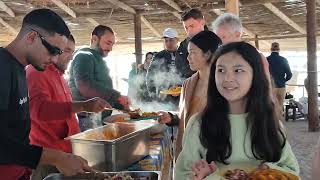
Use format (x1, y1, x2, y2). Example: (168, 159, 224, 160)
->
(38, 148, 62, 166)
(71, 101, 85, 113)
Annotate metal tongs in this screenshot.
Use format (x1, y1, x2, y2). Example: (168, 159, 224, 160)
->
(90, 169, 106, 179)
(104, 107, 129, 113)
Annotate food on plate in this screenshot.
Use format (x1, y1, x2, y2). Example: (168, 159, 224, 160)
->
(224, 166, 298, 180)
(249, 168, 298, 180)
(141, 112, 159, 118)
(160, 86, 182, 95)
(127, 108, 159, 119)
(127, 108, 141, 119)
(224, 169, 249, 180)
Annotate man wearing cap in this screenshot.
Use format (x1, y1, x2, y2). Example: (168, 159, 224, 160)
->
(146, 28, 180, 109)
(267, 42, 292, 110)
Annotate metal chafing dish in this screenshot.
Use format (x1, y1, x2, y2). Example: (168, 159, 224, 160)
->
(43, 171, 161, 180)
(67, 123, 155, 171)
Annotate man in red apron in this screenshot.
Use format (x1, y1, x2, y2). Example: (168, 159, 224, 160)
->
(0, 9, 97, 180)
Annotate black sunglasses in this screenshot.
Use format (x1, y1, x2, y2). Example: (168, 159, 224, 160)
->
(31, 29, 63, 56)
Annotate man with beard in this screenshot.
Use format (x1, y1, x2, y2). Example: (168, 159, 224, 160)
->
(26, 35, 111, 179)
(69, 25, 130, 131)
(0, 9, 92, 180)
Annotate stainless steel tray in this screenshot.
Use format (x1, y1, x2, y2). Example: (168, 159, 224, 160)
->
(43, 171, 161, 180)
(67, 123, 155, 171)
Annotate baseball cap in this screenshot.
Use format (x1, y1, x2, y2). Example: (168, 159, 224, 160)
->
(163, 28, 178, 38)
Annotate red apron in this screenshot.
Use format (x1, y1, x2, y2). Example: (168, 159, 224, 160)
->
(0, 165, 32, 180)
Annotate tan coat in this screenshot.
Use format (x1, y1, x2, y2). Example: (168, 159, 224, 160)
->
(176, 72, 201, 156)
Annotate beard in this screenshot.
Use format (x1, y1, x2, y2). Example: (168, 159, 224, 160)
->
(96, 41, 109, 58)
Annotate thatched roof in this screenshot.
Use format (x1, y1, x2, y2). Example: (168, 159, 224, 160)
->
(0, 0, 319, 53)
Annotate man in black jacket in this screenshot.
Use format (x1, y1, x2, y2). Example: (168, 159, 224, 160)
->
(267, 42, 292, 109)
(175, 8, 206, 79)
(146, 28, 180, 109)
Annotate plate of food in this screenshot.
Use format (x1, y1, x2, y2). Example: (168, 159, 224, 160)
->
(127, 109, 160, 121)
(160, 86, 182, 95)
(223, 166, 299, 180)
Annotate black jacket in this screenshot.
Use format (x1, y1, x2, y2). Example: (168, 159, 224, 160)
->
(267, 52, 292, 88)
(146, 50, 180, 106)
(175, 38, 196, 79)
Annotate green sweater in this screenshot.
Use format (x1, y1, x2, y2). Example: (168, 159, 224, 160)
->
(68, 47, 122, 108)
(174, 114, 300, 180)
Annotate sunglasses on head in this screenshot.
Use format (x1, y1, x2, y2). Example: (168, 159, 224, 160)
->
(31, 29, 63, 56)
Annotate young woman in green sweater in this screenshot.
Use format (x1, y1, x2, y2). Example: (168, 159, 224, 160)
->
(174, 42, 300, 180)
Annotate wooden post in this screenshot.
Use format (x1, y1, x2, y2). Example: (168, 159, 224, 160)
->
(306, 0, 319, 131)
(254, 35, 260, 50)
(134, 13, 142, 65)
(225, 0, 239, 16)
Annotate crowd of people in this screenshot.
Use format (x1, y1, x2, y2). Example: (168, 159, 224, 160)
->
(0, 7, 319, 180)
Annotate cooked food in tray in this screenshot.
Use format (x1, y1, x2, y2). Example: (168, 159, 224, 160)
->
(84, 129, 120, 141)
(159, 86, 182, 95)
(91, 172, 153, 180)
(224, 167, 298, 180)
(44, 171, 160, 180)
(104, 173, 134, 179)
(82, 124, 138, 141)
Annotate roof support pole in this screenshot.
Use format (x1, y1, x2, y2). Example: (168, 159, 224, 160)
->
(306, 0, 319, 131)
(255, 35, 260, 50)
(225, 0, 239, 16)
(134, 13, 142, 65)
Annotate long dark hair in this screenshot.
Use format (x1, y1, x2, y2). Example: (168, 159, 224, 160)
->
(200, 41, 285, 164)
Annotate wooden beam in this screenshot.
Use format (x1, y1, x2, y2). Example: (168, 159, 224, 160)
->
(209, 0, 286, 9)
(306, 0, 319, 131)
(102, 0, 136, 14)
(241, 0, 287, 5)
(225, 0, 239, 16)
(141, 16, 161, 38)
(102, 0, 162, 38)
(86, 18, 99, 26)
(172, 12, 181, 20)
(161, 0, 182, 12)
(134, 13, 142, 64)
(140, 9, 172, 15)
(0, 17, 17, 35)
(243, 33, 320, 41)
(50, 0, 76, 18)
(264, 3, 306, 34)
(0, 1, 15, 17)
(117, 40, 163, 44)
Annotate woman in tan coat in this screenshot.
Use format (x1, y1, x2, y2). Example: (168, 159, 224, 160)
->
(158, 31, 221, 156)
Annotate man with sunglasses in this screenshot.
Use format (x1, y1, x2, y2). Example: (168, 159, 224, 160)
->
(26, 35, 111, 179)
(0, 9, 93, 180)
(69, 25, 131, 131)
